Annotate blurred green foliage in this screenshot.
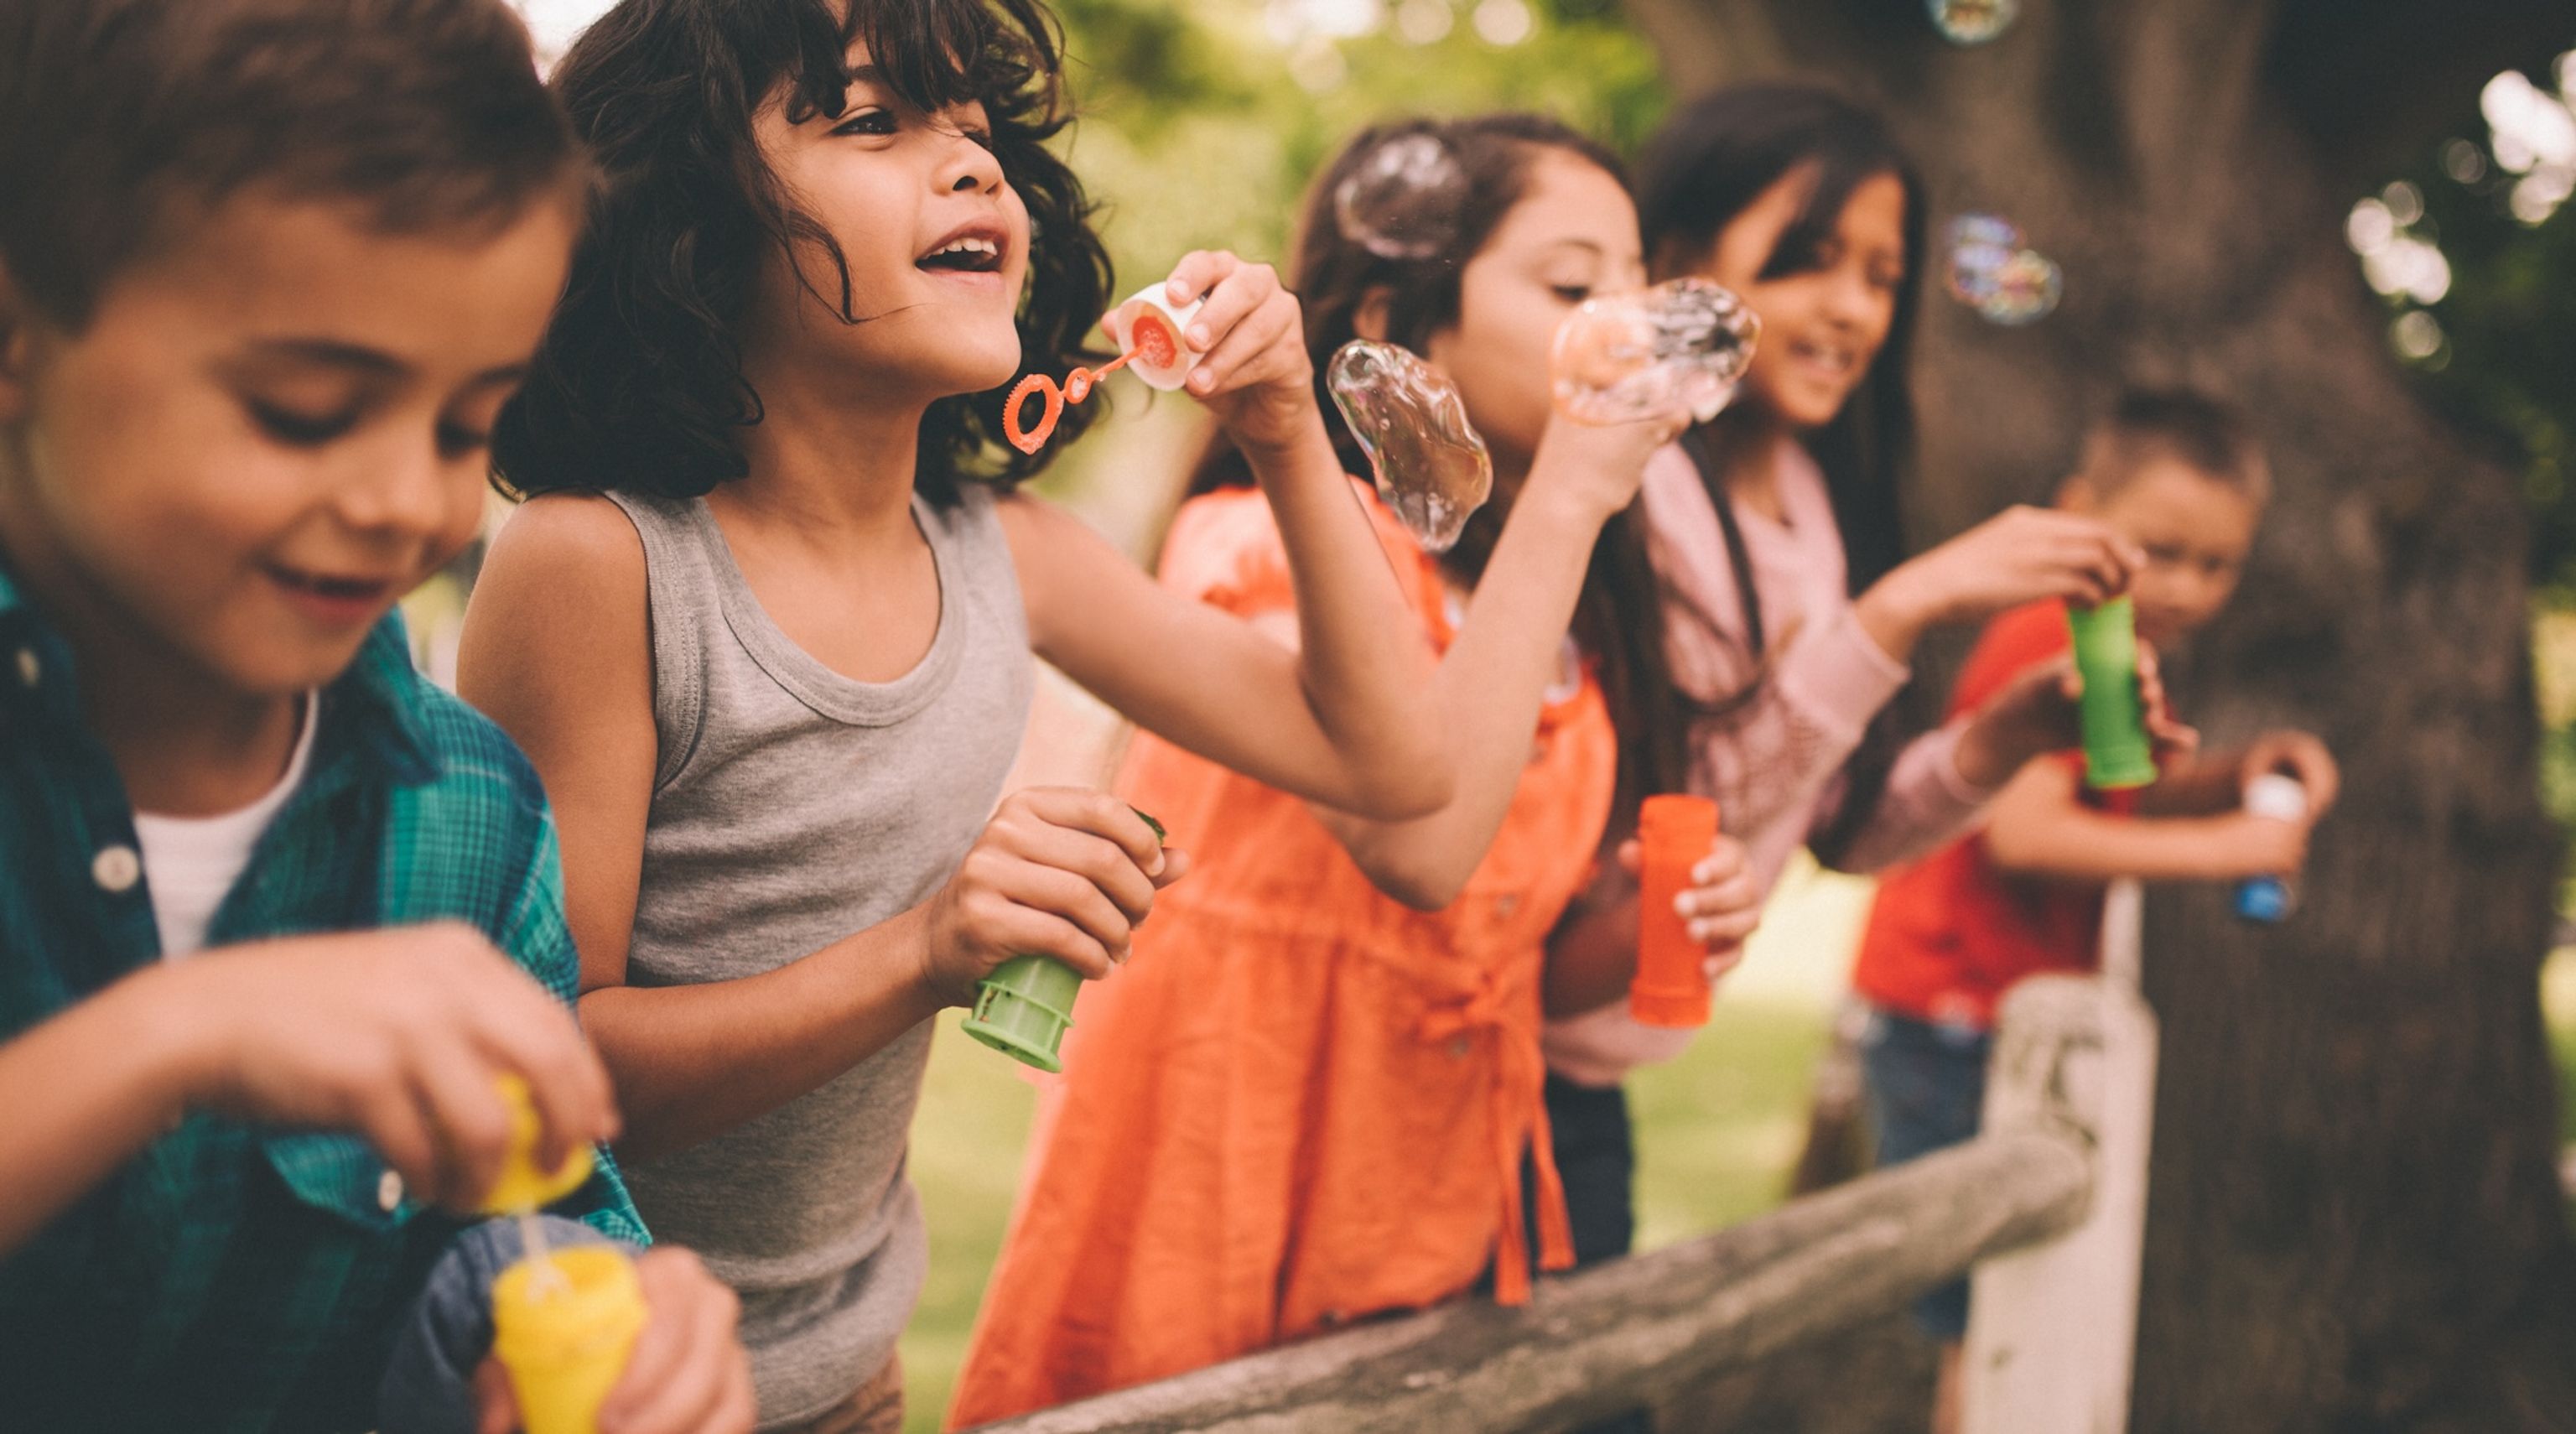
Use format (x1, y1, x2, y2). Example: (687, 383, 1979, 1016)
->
(1047, 0, 1666, 302)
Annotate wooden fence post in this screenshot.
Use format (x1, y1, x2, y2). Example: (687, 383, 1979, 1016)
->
(1960, 880, 2158, 1434)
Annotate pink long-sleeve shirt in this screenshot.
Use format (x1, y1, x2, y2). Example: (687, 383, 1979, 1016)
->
(1541, 441, 1997, 1086)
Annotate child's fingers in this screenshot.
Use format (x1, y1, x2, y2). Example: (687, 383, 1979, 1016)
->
(1009, 863, 1139, 958)
(1161, 250, 1237, 309)
(408, 1037, 517, 1209)
(1181, 260, 1282, 355)
(1015, 788, 1166, 878)
(471, 1356, 519, 1434)
(351, 1079, 442, 1208)
(1614, 839, 1643, 876)
(1701, 945, 1748, 983)
(1689, 907, 1762, 947)
(1150, 844, 1192, 890)
(467, 991, 620, 1161)
(976, 899, 1119, 979)
(1186, 299, 1297, 397)
(602, 1249, 747, 1434)
(1005, 822, 1159, 926)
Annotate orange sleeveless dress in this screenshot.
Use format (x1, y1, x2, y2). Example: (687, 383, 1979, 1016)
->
(948, 486, 1615, 1426)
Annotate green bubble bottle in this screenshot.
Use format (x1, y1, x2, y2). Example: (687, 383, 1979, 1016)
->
(961, 811, 1165, 1073)
(2064, 596, 2158, 791)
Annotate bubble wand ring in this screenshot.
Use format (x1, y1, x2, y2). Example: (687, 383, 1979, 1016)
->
(1001, 349, 1148, 455)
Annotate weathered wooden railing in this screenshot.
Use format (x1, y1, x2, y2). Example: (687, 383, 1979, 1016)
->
(974, 882, 2163, 1434)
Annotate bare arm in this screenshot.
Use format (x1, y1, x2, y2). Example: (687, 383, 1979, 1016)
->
(1285, 415, 1672, 909)
(1012, 254, 1448, 823)
(0, 927, 619, 1255)
(1981, 757, 2310, 885)
(460, 499, 1169, 1164)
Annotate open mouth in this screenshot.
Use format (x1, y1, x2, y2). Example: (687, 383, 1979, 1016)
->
(267, 563, 395, 605)
(917, 230, 1006, 275)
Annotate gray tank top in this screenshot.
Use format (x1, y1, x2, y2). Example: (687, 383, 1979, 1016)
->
(606, 486, 1031, 1428)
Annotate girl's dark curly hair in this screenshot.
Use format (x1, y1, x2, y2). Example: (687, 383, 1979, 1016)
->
(491, 0, 1112, 506)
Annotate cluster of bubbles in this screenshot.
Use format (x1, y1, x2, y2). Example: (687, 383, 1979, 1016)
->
(1327, 340, 1494, 553)
(1332, 132, 1473, 261)
(1928, 0, 2018, 45)
(1549, 278, 1760, 426)
(1945, 213, 2062, 326)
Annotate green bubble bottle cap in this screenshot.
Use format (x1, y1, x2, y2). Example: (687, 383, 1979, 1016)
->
(2064, 595, 2159, 791)
(961, 810, 1165, 1072)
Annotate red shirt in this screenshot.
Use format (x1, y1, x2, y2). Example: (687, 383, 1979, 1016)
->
(1850, 600, 2105, 1029)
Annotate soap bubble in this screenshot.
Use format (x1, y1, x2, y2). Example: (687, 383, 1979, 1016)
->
(1944, 213, 2022, 305)
(1929, 0, 2017, 44)
(1976, 248, 2062, 325)
(1334, 132, 1472, 260)
(1943, 213, 2061, 326)
(1327, 340, 1493, 553)
(1549, 278, 1759, 427)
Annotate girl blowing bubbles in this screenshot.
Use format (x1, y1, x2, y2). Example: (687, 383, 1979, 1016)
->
(951, 115, 1762, 1425)
(459, 2, 1448, 1428)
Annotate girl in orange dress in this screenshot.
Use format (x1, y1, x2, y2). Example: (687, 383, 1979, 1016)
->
(949, 115, 1767, 1425)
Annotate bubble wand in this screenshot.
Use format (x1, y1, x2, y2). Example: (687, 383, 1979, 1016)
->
(1001, 289, 1195, 455)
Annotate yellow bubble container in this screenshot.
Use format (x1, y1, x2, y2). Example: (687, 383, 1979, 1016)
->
(491, 1246, 647, 1434)
(480, 1073, 594, 1214)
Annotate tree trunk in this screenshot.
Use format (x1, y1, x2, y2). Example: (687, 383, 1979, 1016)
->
(1617, 1, 2576, 1428)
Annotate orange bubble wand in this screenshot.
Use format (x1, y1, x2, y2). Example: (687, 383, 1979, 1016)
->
(1000, 306, 1185, 455)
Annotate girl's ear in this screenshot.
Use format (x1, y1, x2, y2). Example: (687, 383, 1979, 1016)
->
(1352, 285, 1395, 344)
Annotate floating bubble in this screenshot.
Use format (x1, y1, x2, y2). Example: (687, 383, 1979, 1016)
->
(1944, 212, 2022, 305)
(1976, 249, 2062, 326)
(1549, 278, 1759, 427)
(1929, 0, 2018, 44)
(1327, 339, 1493, 553)
(1333, 132, 1472, 260)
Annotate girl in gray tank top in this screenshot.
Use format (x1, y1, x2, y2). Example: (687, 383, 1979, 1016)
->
(465, 4, 1452, 1426)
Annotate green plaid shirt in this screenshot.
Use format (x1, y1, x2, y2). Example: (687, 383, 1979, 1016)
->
(0, 567, 646, 1432)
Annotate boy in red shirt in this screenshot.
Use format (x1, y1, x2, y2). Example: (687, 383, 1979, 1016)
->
(1850, 389, 2339, 1431)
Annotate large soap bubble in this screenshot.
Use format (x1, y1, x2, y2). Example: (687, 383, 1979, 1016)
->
(1326, 339, 1493, 553)
(1549, 278, 1759, 427)
(1333, 132, 1472, 261)
(1929, 0, 2018, 44)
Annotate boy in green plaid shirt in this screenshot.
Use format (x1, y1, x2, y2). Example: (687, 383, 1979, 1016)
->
(0, 2, 749, 1429)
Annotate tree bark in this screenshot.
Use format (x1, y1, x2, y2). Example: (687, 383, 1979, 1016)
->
(1618, 2, 2576, 1429)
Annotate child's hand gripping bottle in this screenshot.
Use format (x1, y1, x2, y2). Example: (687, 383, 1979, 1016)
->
(2235, 772, 2309, 922)
(2064, 596, 2160, 791)
(962, 811, 1166, 1073)
(485, 1076, 647, 1434)
(1631, 795, 1721, 1029)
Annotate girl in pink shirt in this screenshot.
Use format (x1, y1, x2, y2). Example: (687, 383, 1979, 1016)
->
(1538, 86, 2145, 1354)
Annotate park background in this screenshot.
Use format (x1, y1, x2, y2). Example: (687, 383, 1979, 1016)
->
(437, 3, 2576, 1428)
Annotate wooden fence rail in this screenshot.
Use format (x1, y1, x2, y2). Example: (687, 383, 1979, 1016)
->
(974, 951, 2145, 1434)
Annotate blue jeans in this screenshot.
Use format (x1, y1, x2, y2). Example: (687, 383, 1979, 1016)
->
(377, 1215, 621, 1434)
(1858, 1006, 1991, 1342)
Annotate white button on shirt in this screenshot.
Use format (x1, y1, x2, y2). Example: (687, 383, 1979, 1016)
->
(377, 1169, 405, 1213)
(91, 844, 141, 894)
